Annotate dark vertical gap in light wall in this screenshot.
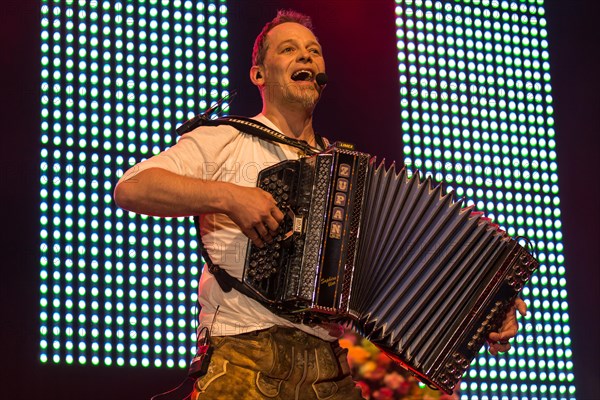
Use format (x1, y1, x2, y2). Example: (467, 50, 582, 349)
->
(1, 0, 42, 399)
(546, 1, 600, 399)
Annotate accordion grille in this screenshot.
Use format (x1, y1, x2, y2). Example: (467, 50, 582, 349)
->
(297, 156, 333, 301)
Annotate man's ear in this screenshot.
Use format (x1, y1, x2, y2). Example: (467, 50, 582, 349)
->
(250, 65, 264, 86)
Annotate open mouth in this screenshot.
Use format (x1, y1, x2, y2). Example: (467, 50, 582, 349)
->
(291, 70, 314, 82)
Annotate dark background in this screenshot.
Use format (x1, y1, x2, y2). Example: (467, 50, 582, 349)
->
(1, 0, 598, 399)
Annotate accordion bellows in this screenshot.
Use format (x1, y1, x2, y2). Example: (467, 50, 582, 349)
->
(243, 146, 538, 393)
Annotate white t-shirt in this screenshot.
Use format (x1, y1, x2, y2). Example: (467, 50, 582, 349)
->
(117, 114, 335, 340)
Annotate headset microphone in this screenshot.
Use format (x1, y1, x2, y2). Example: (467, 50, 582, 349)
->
(315, 72, 328, 86)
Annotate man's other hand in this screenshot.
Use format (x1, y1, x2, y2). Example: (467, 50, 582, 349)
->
(487, 297, 528, 356)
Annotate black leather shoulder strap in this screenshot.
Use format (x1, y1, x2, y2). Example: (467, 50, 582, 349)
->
(203, 116, 324, 155)
(194, 217, 257, 297)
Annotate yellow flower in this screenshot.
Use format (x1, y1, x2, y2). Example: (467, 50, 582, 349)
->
(358, 360, 378, 376)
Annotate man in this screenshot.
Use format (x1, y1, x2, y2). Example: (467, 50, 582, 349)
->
(114, 10, 525, 399)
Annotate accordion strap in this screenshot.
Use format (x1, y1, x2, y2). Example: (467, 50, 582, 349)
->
(196, 229, 302, 321)
(196, 229, 309, 323)
(202, 116, 325, 155)
(194, 218, 259, 299)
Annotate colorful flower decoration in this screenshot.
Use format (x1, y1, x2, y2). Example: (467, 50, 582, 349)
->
(341, 331, 461, 400)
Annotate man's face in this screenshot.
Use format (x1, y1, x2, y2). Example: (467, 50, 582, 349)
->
(259, 22, 326, 110)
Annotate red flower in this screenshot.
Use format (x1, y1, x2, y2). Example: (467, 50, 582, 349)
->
(355, 380, 371, 399)
(396, 380, 412, 396)
(376, 352, 393, 368)
(373, 387, 395, 400)
(383, 371, 405, 390)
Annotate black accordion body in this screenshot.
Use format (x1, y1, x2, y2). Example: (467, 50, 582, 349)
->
(242, 144, 538, 393)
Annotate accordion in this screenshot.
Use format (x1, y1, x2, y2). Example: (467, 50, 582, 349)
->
(242, 144, 538, 393)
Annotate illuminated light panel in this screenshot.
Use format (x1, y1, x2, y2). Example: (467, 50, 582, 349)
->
(395, 0, 575, 398)
(39, 1, 229, 368)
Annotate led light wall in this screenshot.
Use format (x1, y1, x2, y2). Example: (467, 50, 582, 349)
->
(395, 0, 574, 399)
(39, 0, 229, 368)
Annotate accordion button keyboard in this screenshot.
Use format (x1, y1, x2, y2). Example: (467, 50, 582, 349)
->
(246, 166, 297, 285)
(439, 374, 449, 385)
